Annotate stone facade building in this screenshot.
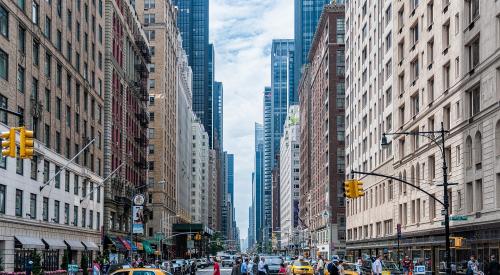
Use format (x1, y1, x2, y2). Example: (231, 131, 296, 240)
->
(0, 0, 105, 270)
(345, 0, 500, 270)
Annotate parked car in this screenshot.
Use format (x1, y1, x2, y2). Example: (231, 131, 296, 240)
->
(172, 259, 189, 274)
(197, 259, 209, 268)
(221, 257, 234, 267)
(266, 257, 284, 275)
(343, 263, 363, 275)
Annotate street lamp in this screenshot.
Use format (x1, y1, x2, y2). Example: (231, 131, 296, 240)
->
(381, 122, 451, 275)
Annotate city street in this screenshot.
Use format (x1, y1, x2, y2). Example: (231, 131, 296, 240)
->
(196, 267, 232, 275)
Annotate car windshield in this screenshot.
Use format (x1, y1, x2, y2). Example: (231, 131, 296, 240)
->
(133, 271, 156, 275)
(293, 261, 311, 267)
(267, 258, 282, 265)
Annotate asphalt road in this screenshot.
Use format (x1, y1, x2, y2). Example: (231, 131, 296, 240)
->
(196, 267, 232, 275)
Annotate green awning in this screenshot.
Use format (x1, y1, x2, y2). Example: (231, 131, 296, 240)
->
(142, 240, 154, 254)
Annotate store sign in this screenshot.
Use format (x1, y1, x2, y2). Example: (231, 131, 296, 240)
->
(414, 266, 426, 275)
(133, 206, 144, 234)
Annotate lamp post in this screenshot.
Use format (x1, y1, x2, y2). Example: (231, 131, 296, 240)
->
(381, 122, 450, 275)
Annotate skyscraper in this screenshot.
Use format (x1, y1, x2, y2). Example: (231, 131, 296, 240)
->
(213, 82, 224, 152)
(294, 0, 331, 100)
(253, 122, 265, 246)
(227, 154, 235, 205)
(263, 40, 295, 248)
(263, 87, 273, 247)
(173, 0, 212, 146)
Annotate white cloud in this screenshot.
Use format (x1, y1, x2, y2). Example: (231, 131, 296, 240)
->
(210, 0, 293, 239)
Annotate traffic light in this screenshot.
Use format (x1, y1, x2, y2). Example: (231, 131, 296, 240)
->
(450, 237, 464, 248)
(344, 180, 355, 198)
(19, 127, 34, 159)
(0, 129, 16, 158)
(354, 180, 365, 197)
(194, 233, 202, 241)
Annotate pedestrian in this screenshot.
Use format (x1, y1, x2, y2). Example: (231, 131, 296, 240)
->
(468, 256, 479, 275)
(487, 255, 500, 275)
(402, 256, 412, 275)
(372, 255, 383, 275)
(258, 257, 267, 275)
(357, 258, 363, 267)
(327, 260, 339, 275)
(241, 259, 249, 275)
(25, 260, 33, 275)
(278, 263, 286, 275)
(451, 263, 457, 275)
(252, 257, 259, 275)
(337, 261, 345, 275)
(317, 256, 325, 275)
(92, 260, 101, 275)
(232, 259, 242, 275)
(214, 258, 221, 275)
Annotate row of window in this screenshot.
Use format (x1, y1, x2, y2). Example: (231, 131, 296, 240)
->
(0, 184, 101, 229)
(347, 219, 393, 241)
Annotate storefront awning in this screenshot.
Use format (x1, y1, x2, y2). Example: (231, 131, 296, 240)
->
(82, 241, 100, 251)
(15, 236, 45, 249)
(107, 236, 126, 252)
(142, 240, 155, 255)
(42, 238, 67, 250)
(64, 240, 85, 251)
(118, 237, 131, 250)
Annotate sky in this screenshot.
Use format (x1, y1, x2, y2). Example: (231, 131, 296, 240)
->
(209, 0, 293, 239)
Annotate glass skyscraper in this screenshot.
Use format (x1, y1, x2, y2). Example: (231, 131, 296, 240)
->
(252, 122, 264, 245)
(227, 154, 235, 204)
(213, 81, 223, 152)
(294, 0, 331, 98)
(173, 0, 213, 147)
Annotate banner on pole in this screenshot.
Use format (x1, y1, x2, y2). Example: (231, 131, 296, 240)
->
(133, 206, 144, 234)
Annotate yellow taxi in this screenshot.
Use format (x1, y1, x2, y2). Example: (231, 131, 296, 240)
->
(290, 260, 314, 275)
(110, 267, 168, 275)
(325, 262, 362, 275)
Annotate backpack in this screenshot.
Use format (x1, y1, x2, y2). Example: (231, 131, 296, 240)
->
(327, 263, 339, 275)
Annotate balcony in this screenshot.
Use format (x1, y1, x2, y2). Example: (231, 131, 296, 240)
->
(135, 112, 149, 127)
(135, 35, 151, 63)
(134, 136, 148, 147)
(135, 63, 149, 79)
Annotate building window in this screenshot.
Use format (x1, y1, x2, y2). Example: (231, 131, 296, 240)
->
(427, 1, 434, 27)
(466, 0, 479, 24)
(474, 131, 482, 169)
(45, 16, 51, 39)
(443, 21, 450, 50)
(81, 208, 86, 228)
(427, 77, 434, 104)
(0, 5, 8, 38)
(42, 197, 48, 221)
(467, 85, 480, 118)
(16, 151, 24, 175)
(147, 30, 155, 41)
(15, 189, 23, 217)
(427, 39, 434, 66)
(144, 0, 155, 9)
(17, 66, 25, 93)
(410, 22, 419, 46)
(45, 53, 51, 77)
(29, 193, 36, 219)
(468, 38, 480, 70)
(30, 157, 38, 180)
(89, 210, 93, 229)
(53, 200, 59, 223)
(475, 179, 483, 211)
(65, 171, 70, 191)
(410, 57, 419, 83)
(0, 49, 7, 80)
(73, 205, 78, 226)
(144, 14, 155, 25)
(0, 184, 5, 214)
(411, 93, 419, 117)
(64, 203, 69, 224)
(149, 112, 155, 122)
(18, 25, 26, 54)
(443, 63, 450, 90)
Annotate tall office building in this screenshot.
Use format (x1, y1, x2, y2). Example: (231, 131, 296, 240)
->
(298, 3, 345, 258)
(262, 87, 273, 246)
(213, 81, 223, 152)
(253, 122, 265, 246)
(263, 40, 295, 247)
(294, 0, 331, 101)
(280, 105, 300, 249)
(227, 153, 234, 204)
(0, 0, 104, 270)
(191, 118, 209, 224)
(248, 204, 255, 248)
(173, 0, 212, 147)
(137, 0, 180, 238)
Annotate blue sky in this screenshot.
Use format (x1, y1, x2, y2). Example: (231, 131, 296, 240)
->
(209, 0, 293, 239)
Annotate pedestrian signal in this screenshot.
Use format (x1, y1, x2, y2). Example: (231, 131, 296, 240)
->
(0, 129, 16, 158)
(450, 237, 464, 248)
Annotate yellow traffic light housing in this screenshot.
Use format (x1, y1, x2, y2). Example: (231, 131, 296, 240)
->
(19, 127, 34, 159)
(450, 237, 464, 248)
(344, 180, 355, 198)
(194, 233, 202, 241)
(355, 180, 365, 197)
(1, 129, 16, 158)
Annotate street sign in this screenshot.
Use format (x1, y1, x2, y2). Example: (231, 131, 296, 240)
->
(450, 215, 468, 221)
